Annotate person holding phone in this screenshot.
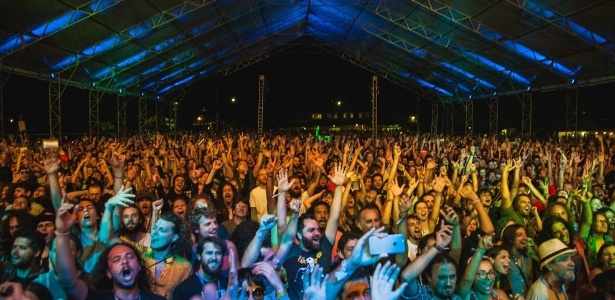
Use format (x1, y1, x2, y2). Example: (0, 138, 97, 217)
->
(399, 220, 458, 299)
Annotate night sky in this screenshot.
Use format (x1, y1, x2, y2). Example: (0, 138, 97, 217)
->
(3, 49, 615, 137)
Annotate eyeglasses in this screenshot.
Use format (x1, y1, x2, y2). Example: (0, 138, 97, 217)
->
(239, 287, 264, 299)
(235, 205, 248, 210)
(476, 270, 497, 279)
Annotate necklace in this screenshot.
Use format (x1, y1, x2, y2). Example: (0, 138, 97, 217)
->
(147, 253, 171, 269)
(543, 276, 567, 300)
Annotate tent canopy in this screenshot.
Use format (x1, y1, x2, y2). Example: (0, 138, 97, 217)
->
(1, 0, 614, 101)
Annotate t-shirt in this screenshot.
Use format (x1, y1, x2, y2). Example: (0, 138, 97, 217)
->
(282, 237, 333, 300)
(526, 276, 568, 300)
(500, 206, 527, 227)
(172, 273, 228, 300)
(249, 186, 268, 221)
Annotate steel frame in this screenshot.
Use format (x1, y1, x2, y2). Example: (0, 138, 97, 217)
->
(463, 100, 474, 136)
(139, 97, 148, 135)
(566, 87, 578, 134)
(258, 75, 265, 136)
(88, 89, 103, 137)
(431, 99, 438, 136)
(371, 75, 378, 138)
(49, 80, 62, 138)
(488, 96, 498, 135)
(519, 92, 533, 137)
(117, 95, 127, 137)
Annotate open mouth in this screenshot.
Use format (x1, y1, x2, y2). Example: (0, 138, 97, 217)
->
(121, 267, 132, 280)
(83, 214, 91, 220)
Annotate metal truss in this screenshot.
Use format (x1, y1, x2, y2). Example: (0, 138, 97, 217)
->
(566, 87, 578, 133)
(431, 98, 438, 136)
(49, 80, 62, 138)
(518, 92, 533, 137)
(94, 0, 287, 93)
(88, 89, 103, 137)
(488, 96, 498, 135)
(142, 25, 300, 99)
(360, 22, 462, 98)
(505, 0, 614, 54)
(117, 95, 127, 137)
(371, 4, 503, 97)
(408, 0, 569, 82)
(442, 102, 455, 135)
(139, 98, 148, 135)
(0, 0, 129, 59)
(258, 75, 265, 136)
(463, 100, 474, 136)
(371, 76, 378, 138)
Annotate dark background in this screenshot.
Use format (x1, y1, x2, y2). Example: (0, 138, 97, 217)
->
(3, 50, 615, 137)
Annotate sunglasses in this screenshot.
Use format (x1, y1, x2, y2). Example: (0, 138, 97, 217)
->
(239, 287, 264, 299)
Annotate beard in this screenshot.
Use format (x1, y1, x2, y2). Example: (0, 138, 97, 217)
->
(303, 236, 321, 252)
(202, 260, 221, 276)
(289, 188, 302, 199)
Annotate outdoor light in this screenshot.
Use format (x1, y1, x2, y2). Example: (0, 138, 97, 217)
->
(119, 88, 123, 93)
(526, 86, 531, 92)
(91, 82, 97, 87)
(570, 79, 576, 84)
(50, 73, 56, 78)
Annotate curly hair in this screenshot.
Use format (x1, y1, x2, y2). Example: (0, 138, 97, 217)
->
(92, 243, 151, 292)
(159, 212, 192, 259)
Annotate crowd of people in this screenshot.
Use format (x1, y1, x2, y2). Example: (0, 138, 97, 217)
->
(0, 130, 614, 300)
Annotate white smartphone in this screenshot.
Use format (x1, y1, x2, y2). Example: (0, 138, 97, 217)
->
(368, 234, 406, 256)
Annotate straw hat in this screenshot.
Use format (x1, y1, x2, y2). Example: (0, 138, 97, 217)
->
(538, 238, 577, 268)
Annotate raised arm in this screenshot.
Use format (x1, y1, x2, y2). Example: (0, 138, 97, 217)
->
(99, 187, 136, 246)
(428, 176, 447, 233)
(400, 221, 453, 298)
(456, 234, 493, 298)
(325, 164, 346, 244)
(43, 153, 63, 211)
(459, 185, 494, 235)
(55, 203, 88, 300)
(440, 205, 462, 264)
(521, 176, 547, 206)
(275, 168, 293, 230)
(500, 159, 516, 209)
(241, 215, 276, 268)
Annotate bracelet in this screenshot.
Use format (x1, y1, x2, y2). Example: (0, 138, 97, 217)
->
(55, 230, 70, 236)
(113, 176, 123, 180)
(433, 244, 446, 252)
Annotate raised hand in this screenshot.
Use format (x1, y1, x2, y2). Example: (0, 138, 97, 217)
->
(477, 233, 494, 251)
(105, 186, 135, 210)
(276, 169, 294, 193)
(435, 220, 453, 249)
(152, 199, 164, 213)
(370, 261, 408, 300)
(56, 202, 79, 234)
(259, 214, 277, 232)
(346, 227, 388, 271)
(302, 265, 327, 300)
(43, 154, 61, 174)
(289, 199, 302, 214)
(440, 205, 459, 226)
(329, 164, 346, 186)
